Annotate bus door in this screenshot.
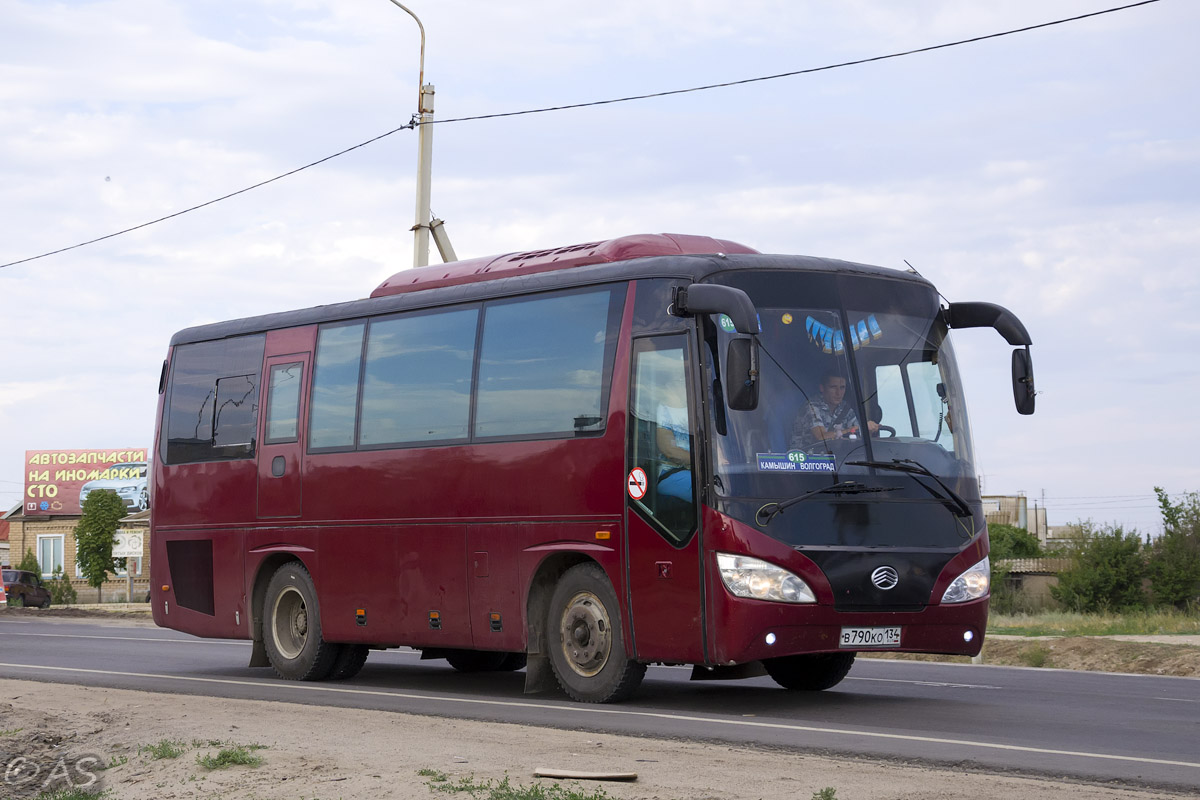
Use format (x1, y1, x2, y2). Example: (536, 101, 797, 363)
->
(624, 335, 706, 663)
(257, 354, 310, 518)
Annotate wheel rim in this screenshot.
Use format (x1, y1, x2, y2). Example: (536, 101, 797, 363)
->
(271, 585, 308, 660)
(558, 590, 611, 677)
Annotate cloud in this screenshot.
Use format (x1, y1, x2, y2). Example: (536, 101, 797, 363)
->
(1, 0, 1197, 535)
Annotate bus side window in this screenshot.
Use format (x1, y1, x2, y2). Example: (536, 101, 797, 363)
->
(264, 363, 304, 444)
(629, 337, 697, 543)
(310, 323, 365, 450)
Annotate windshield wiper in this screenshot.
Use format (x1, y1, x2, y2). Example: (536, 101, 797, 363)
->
(756, 481, 901, 526)
(845, 458, 972, 518)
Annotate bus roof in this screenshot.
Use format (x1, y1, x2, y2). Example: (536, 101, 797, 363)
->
(168, 242, 931, 347)
(370, 233, 759, 298)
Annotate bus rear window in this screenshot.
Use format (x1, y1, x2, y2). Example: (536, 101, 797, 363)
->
(163, 335, 265, 464)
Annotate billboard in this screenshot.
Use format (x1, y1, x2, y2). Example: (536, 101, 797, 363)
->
(24, 449, 149, 516)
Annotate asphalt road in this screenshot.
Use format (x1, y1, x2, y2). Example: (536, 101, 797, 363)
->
(1, 615, 1198, 792)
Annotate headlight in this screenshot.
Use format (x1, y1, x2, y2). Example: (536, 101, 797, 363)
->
(716, 553, 816, 604)
(941, 556, 990, 603)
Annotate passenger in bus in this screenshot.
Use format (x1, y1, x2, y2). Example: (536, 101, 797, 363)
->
(656, 393, 692, 503)
(791, 371, 878, 450)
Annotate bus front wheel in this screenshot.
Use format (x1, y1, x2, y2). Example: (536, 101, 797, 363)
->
(547, 563, 645, 703)
(763, 652, 856, 691)
(263, 562, 339, 681)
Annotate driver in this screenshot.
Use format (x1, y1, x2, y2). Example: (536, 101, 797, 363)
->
(790, 371, 878, 449)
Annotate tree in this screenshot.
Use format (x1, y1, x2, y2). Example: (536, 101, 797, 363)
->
(1050, 522, 1146, 613)
(1147, 488, 1200, 609)
(16, 548, 40, 574)
(73, 490, 126, 603)
(988, 523, 1044, 560)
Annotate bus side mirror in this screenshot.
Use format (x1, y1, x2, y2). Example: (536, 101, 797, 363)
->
(946, 301, 1032, 346)
(672, 284, 760, 334)
(726, 337, 759, 411)
(1012, 346, 1035, 415)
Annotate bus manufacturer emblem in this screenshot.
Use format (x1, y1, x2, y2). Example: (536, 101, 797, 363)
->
(870, 566, 899, 590)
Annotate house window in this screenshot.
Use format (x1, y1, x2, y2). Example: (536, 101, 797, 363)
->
(37, 535, 64, 578)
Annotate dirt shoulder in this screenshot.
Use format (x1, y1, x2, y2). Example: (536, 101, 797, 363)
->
(2, 609, 1198, 798)
(2, 678, 1194, 800)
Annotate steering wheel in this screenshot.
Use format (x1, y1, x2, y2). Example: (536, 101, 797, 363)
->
(873, 425, 897, 438)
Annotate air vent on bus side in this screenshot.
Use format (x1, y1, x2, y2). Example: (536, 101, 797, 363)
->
(166, 539, 216, 616)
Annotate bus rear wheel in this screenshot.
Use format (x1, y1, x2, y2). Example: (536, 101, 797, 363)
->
(328, 644, 369, 680)
(763, 652, 856, 691)
(547, 563, 645, 703)
(263, 562, 338, 681)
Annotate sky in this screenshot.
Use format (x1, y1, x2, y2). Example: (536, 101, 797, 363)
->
(1, 0, 1196, 536)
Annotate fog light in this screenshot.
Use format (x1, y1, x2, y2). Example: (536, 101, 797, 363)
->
(765, 632, 777, 645)
(963, 630, 975, 643)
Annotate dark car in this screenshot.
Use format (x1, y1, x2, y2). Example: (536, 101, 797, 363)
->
(2, 570, 52, 608)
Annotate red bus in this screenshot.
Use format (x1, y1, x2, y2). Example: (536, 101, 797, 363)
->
(150, 233, 1035, 702)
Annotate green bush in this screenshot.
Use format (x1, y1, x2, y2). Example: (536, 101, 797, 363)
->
(1050, 522, 1146, 612)
(48, 566, 77, 606)
(1147, 488, 1200, 609)
(988, 522, 1044, 560)
(988, 559, 1017, 614)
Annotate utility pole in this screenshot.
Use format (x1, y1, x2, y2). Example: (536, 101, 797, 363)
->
(413, 81, 434, 267)
(384, 1, 455, 268)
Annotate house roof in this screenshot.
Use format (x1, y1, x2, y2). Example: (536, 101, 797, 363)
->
(997, 557, 1072, 574)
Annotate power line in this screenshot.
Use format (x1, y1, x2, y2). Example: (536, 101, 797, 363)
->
(0, 123, 413, 271)
(0, 0, 1162, 272)
(429, 0, 1163, 127)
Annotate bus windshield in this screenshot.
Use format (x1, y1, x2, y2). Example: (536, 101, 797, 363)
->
(707, 270, 979, 548)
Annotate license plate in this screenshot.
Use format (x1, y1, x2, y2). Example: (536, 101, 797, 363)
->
(839, 626, 901, 648)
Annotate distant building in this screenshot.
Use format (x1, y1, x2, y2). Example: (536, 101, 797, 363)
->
(9, 448, 152, 602)
(994, 557, 1072, 610)
(0, 512, 11, 566)
(981, 493, 1072, 548)
(4, 504, 151, 604)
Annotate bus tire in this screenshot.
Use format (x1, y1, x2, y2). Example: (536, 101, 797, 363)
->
(444, 649, 525, 672)
(763, 652, 856, 691)
(329, 644, 369, 680)
(263, 562, 338, 681)
(547, 563, 645, 703)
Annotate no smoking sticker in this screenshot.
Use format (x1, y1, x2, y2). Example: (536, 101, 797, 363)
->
(627, 468, 648, 500)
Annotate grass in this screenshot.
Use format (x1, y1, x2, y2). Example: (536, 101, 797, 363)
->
(196, 744, 267, 770)
(421, 771, 613, 800)
(33, 789, 111, 800)
(988, 608, 1200, 637)
(141, 739, 187, 759)
(1019, 644, 1050, 668)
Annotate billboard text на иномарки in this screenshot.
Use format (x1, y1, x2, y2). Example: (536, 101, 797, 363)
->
(23, 448, 149, 516)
